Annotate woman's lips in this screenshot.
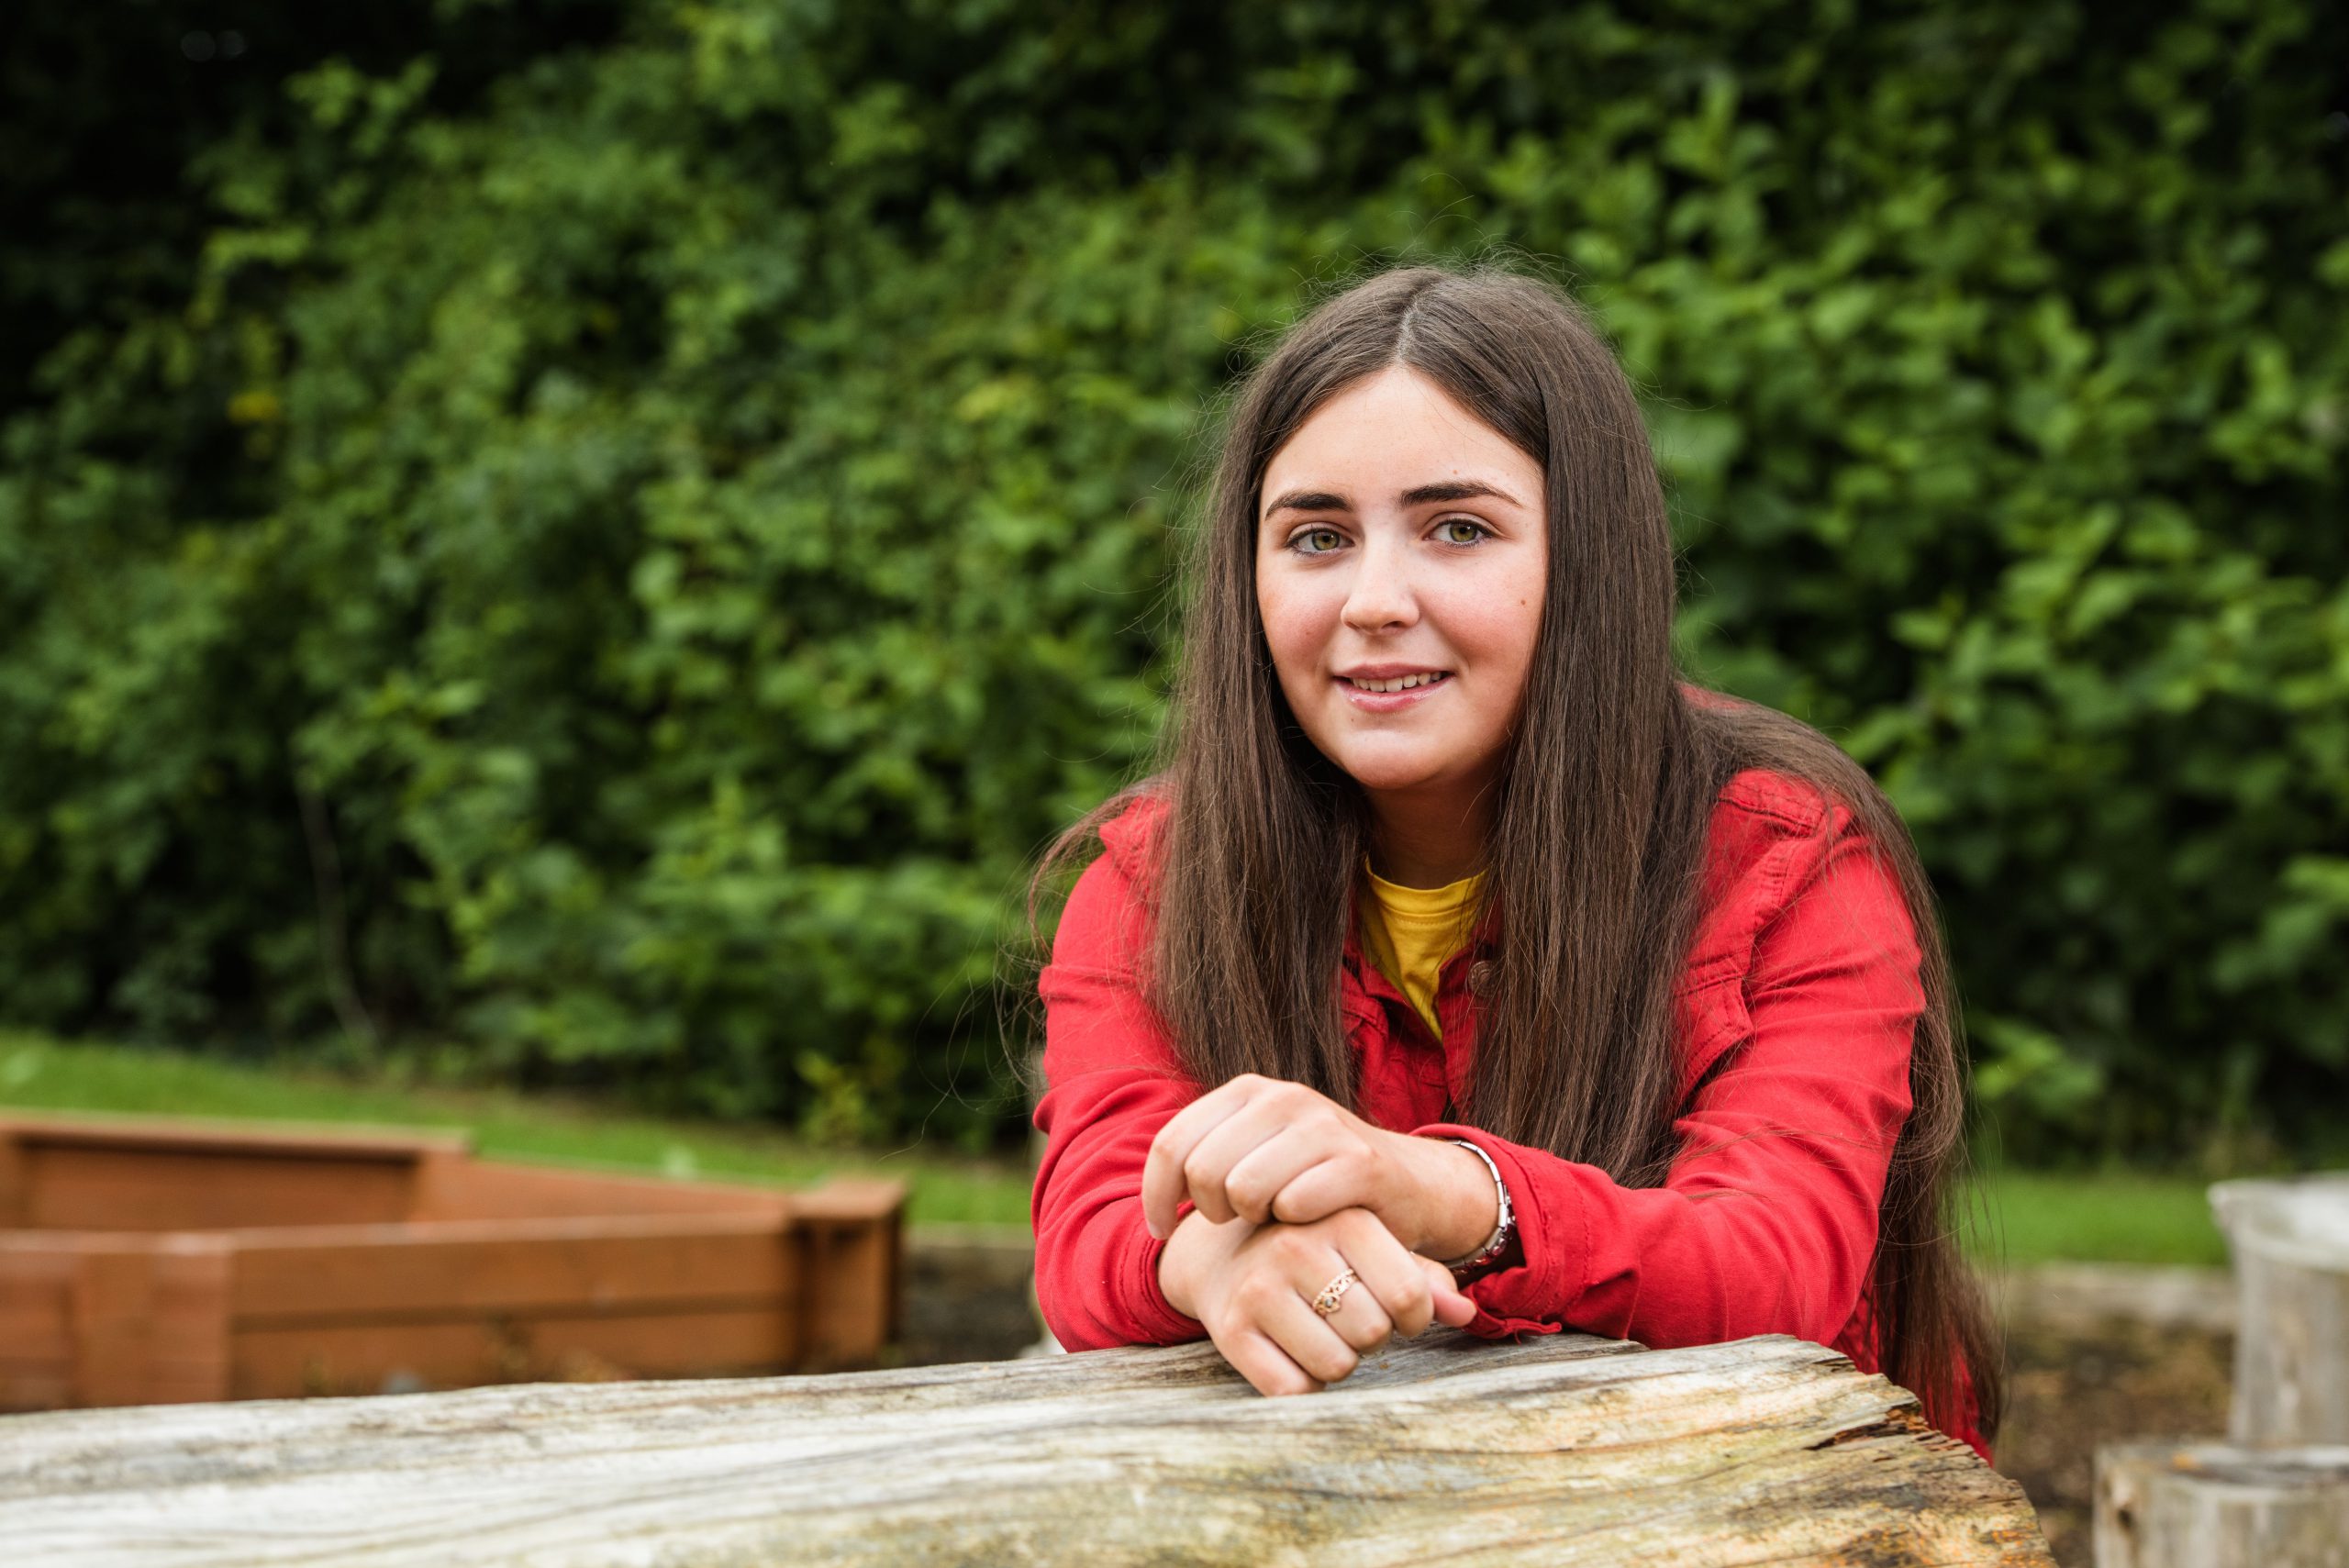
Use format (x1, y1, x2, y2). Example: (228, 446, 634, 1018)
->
(1335, 671, 1453, 712)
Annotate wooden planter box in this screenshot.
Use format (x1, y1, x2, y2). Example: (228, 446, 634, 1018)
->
(0, 1111, 904, 1411)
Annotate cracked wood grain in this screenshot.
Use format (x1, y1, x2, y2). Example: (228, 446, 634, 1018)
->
(0, 1329, 2052, 1566)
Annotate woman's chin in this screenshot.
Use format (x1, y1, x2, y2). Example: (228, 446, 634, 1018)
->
(1326, 747, 1454, 795)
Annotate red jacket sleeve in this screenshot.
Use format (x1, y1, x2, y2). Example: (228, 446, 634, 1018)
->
(1414, 809, 1922, 1352)
(1030, 843, 1209, 1350)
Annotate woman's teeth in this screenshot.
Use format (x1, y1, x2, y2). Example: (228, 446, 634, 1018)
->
(1344, 673, 1447, 693)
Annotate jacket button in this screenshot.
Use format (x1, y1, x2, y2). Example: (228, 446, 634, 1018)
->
(1467, 960, 1497, 996)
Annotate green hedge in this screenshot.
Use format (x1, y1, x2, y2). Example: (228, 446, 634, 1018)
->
(2, 0, 2343, 1158)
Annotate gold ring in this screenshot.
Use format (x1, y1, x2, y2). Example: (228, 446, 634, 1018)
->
(1310, 1265, 1359, 1318)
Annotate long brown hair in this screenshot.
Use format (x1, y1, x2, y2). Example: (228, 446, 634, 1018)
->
(1021, 260, 2002, 1446)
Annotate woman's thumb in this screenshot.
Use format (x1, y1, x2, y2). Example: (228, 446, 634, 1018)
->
(1420, 1257, 1477, 1329)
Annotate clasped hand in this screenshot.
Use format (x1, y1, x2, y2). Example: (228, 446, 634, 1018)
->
(1142, 1074, 1489, 1396)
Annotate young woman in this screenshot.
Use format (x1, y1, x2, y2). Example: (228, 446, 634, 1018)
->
(1023, 262, 2003, 1462)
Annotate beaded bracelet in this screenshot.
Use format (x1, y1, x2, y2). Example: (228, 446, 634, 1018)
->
(1437, 1137, 1514, 1276)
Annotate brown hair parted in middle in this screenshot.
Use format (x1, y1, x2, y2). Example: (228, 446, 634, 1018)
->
(1024, 259, 2003, 1450)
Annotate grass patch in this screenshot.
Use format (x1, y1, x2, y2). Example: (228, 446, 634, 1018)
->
(0, 1030, 2244, 1265)
(0, 1030, 1031, 1228)
(1959, 1167, 2230, 1270)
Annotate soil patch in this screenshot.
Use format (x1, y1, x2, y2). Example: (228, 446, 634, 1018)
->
(1993, 1312, 2232, 1566)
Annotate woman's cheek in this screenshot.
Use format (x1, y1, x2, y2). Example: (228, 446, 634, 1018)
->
(1261, 596, 1330, 691)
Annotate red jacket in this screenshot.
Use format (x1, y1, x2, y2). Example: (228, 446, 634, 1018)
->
(1031, 767, 1988, 1463)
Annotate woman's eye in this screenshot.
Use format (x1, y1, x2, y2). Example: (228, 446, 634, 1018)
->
(1291, 528, 1345, 554)
(1440, 518, 1491, 545)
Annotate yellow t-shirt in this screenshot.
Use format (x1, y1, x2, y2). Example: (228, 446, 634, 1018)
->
(1354, 858, 1486, 1040)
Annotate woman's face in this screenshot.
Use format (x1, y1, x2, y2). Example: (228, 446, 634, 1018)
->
(1254, 363, 1548, 808)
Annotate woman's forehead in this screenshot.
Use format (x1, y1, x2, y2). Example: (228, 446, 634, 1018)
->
(1261, 366, 1542, 513)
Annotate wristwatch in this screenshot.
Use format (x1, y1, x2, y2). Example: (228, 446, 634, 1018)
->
(1438, 1137, 1514, 1277)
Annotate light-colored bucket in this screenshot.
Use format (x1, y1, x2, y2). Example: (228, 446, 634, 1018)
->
(2210, 1174, 2349, 1445)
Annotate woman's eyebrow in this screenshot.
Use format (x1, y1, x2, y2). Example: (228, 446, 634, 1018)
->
(1399, 480, 1521, 508)
(1261, 479, 1522, 520)
(1262, 488, 1351, 518)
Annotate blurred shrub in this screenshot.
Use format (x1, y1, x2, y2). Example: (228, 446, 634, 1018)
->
(0, 0, 2342, 1157)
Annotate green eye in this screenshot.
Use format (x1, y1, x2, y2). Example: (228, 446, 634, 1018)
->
(1442, 519, 1490, 545)
(1291, 528, 1344, 554)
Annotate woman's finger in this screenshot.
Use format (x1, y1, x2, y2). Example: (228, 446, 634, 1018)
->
(1219, 1134, 1341, 1228)
(1219, 1326, 1323, 1397)
(1256, 1151, 1373, 1228)
(1324, 1212, 1434, 1339)
(1171, 1097, 1292, 1224)
(1257, 1280, 1363, 1387)
(1141, 1077, 1259, 1237)
(1422, 1255, 1478, 1328)
(1311, 1253, 1399, 1355)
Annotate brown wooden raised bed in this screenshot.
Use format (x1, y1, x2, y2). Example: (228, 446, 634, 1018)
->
(0, 1110, 904, 1411)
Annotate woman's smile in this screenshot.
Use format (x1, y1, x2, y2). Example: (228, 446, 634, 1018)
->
(1337, 669, 1453, 711)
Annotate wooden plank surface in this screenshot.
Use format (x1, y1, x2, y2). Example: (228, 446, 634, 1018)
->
(0, 1242, 77, 1408)
(412, 1156, 795, 1221)
(227, 1217, 799, 1319)
(228, 1304, 802, 1396)
(0, 1112, 472, 1162)
(0, 1329, 2052, 1566)
(19, 1144, 422, 1231)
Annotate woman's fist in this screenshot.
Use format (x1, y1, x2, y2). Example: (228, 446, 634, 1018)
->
(1142, 1073, 1401, 1239)
(1141, 1073, 1503, 1266)
(1165, 1205, 1477, 1396)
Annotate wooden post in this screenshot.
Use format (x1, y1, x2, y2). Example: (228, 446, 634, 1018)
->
(0, 1126, 28, 1227)
(2209, 1173, 2349, 1445)
(789, 1177, 905, 1368)
(2095, 1442, 2349, 1568)
(0, 1329, 2052, 1566)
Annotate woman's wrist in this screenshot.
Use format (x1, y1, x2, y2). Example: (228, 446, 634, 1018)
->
(1155, 1206, 1241, 1321)
(1387, 1131, 1501, 1261)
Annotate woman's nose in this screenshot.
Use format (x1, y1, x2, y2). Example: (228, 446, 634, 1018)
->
(1341, 532, 1419, 633)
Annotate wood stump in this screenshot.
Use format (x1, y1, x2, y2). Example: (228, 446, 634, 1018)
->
(2092, 1175, 2349, 1567)
(2095, 1441, 2349, 1568)
(0, 1328, 2051, 1566)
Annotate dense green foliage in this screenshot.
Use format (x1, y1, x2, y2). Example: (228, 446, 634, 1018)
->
(3, 0, 2343, 1157)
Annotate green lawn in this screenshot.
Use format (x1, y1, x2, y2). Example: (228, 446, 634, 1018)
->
(0, 1030, 1033, 1228)
(1954, 1167, 2230, 1270)
(0, 1030, 2236, 1265)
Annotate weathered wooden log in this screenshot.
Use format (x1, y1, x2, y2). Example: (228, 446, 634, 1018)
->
(2094, 1440, 2349, 1568)
(0, 1328, 2048, 1566)
(2210, 1173, 2349, 1445)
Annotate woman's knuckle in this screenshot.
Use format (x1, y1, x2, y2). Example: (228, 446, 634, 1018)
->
(1314, 1345, 1360, 1384)
(1338, 1307, 1386, 1349)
